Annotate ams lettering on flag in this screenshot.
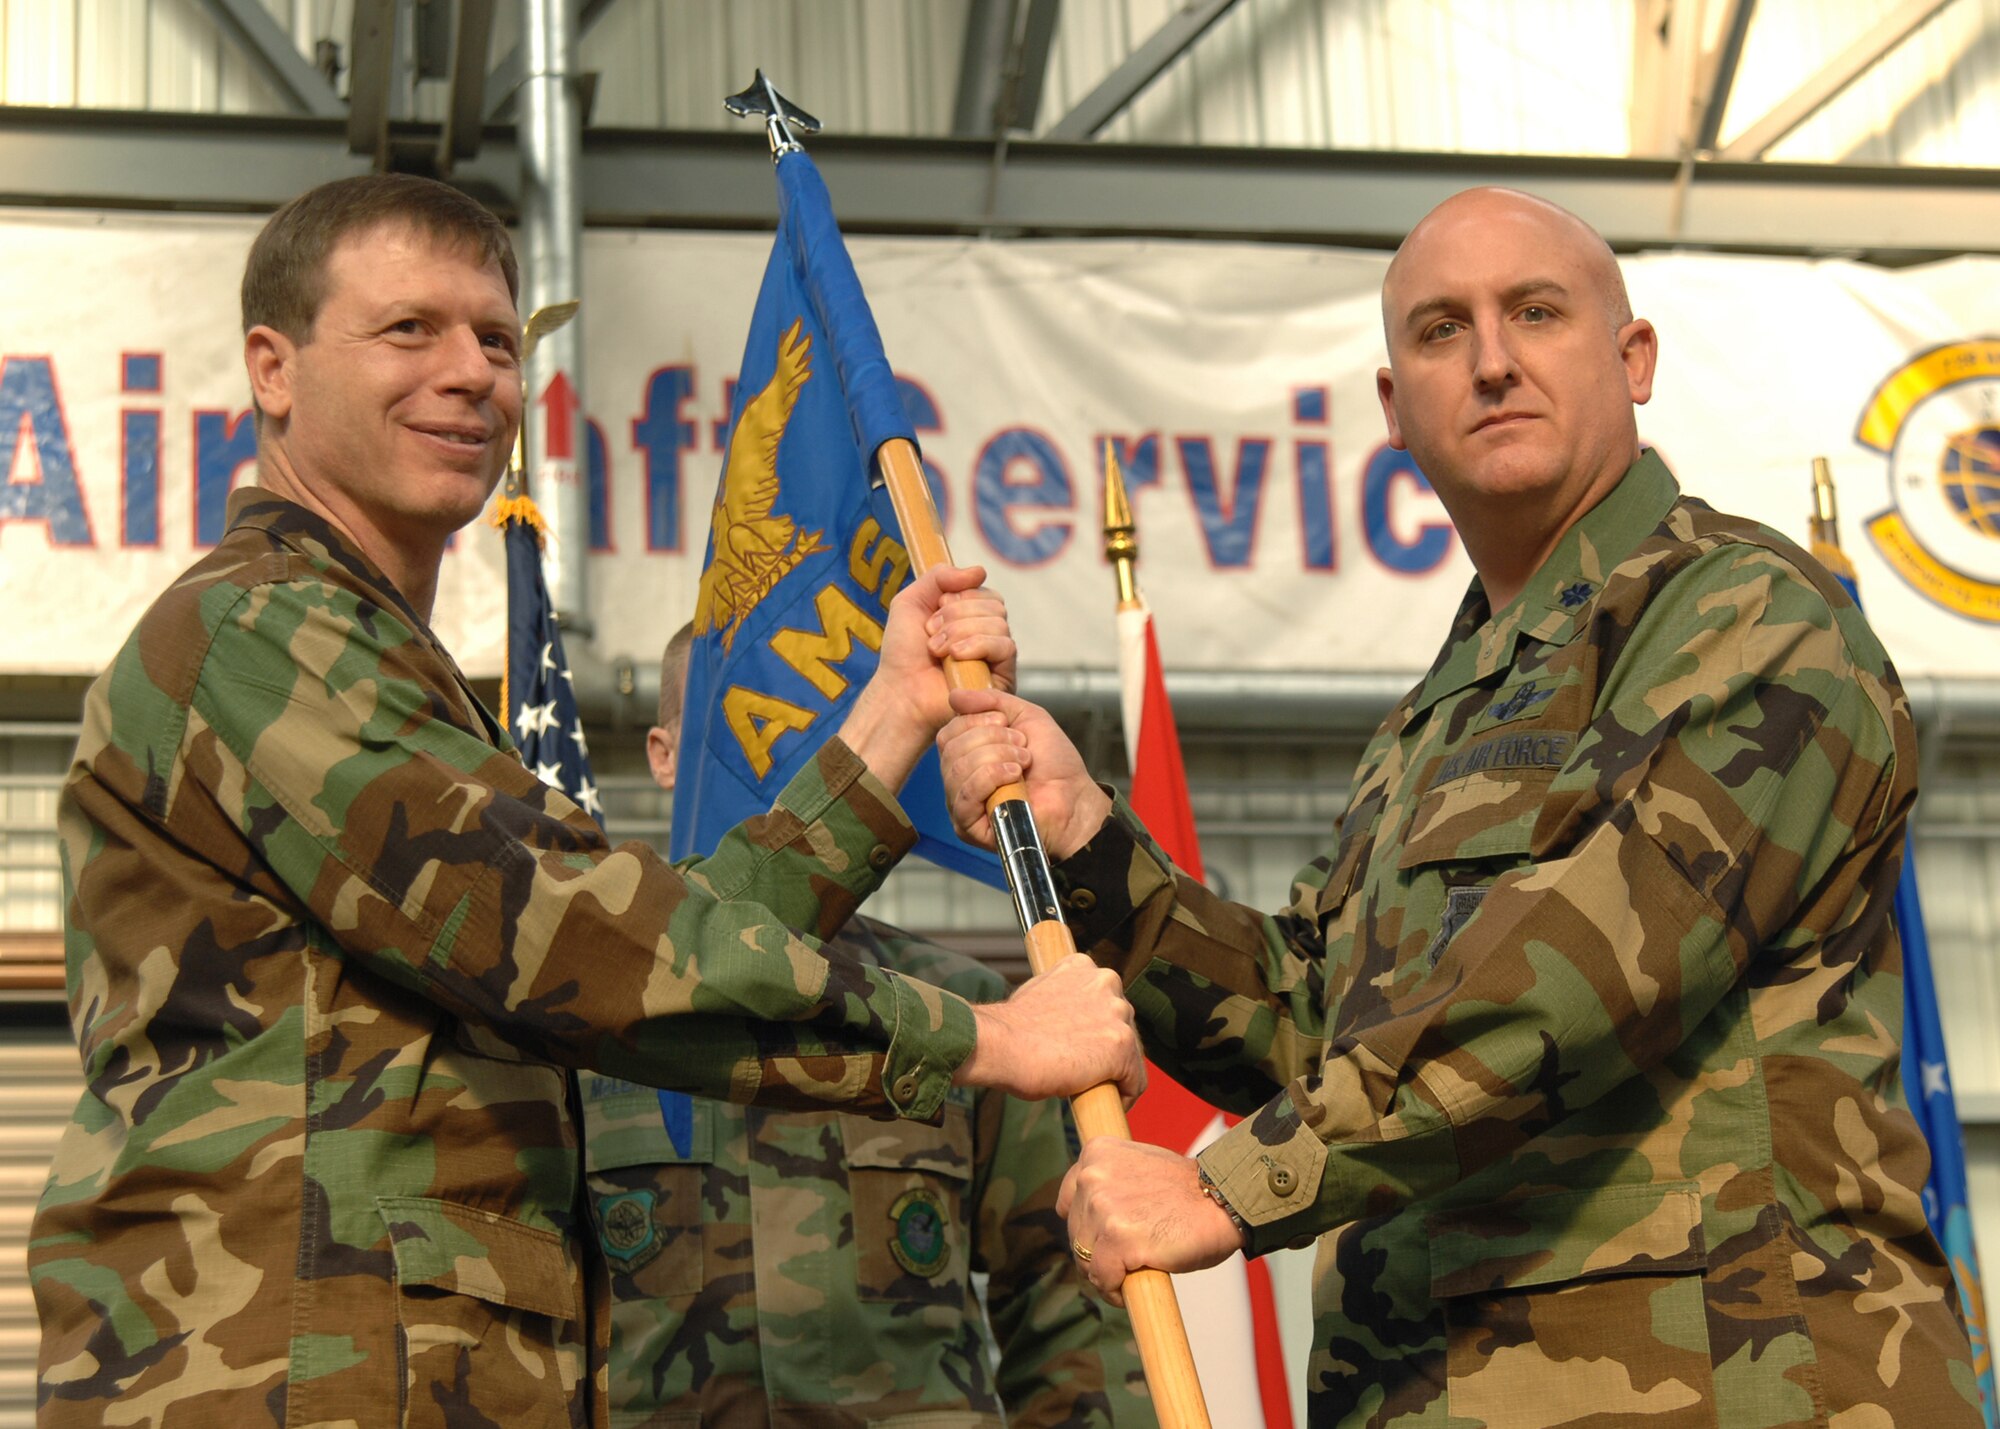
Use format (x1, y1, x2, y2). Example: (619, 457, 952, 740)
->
(670, 148, 1002, 889)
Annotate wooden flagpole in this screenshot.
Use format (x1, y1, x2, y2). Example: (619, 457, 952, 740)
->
(876, 439, 1214, 1429)
(723, 71, 1211, 1423)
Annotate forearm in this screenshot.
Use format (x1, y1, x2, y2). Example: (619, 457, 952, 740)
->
(1052, 793, 1331, 1113)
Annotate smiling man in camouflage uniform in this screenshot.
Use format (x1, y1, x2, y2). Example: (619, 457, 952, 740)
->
(580, 626, 1152, 1428)
(29, 173, 1145, 1429)
(939, 188, 1984, 1426)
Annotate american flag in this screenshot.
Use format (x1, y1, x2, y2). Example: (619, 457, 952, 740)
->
(497, 493, 602, 826)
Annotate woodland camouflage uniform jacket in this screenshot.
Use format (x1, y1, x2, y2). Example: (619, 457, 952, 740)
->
(1052, 454, 1984, 1427)
(32, 490, 975, 1429)
(584, 914, 1154, 1428)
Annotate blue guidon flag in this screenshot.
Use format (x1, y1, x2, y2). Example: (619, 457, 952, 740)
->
(670, 147, 1004, 889)
(497, 493, 603, 827)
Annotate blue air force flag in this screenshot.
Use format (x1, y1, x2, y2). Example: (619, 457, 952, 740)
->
(670, 148, 1003, 887)
(498, 494, 603, 827)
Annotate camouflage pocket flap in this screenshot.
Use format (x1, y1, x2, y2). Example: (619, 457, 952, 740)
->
(378, 1195, 579, 1321)
(1425, 1182, 1705, 1298)
(839, 1104, 973, 1180)
(1399, 763, 1557, 869)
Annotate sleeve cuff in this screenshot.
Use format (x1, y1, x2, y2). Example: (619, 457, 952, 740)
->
(1196, 1099, 1334, 1258)
(1049, 790, 1175, 958)
(763, 738, 918, 931)
(879, 969, 979, 1121)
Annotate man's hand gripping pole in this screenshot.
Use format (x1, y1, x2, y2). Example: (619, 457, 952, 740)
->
(876, 437, 1214, 1429)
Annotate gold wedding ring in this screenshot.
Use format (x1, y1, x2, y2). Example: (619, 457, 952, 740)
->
(1072, 1241, 1093, 1262)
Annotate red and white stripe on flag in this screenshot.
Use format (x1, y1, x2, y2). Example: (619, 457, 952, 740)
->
(1116, 602, 1299, 1429)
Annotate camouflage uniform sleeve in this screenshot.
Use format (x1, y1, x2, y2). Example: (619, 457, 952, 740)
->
(1052, 792, 1340, 1116)
(1072, 545, 1903, 1254)
(187, 573, 974, 1118)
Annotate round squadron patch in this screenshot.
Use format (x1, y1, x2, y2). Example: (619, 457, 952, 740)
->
(597, 1190, 663, 1272)
(886, 1187, 949, 1278)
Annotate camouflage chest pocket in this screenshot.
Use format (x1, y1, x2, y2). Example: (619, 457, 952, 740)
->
(378, 1196, 586, 1429)
(1396, 739, 1569, 973)
(582, 1083, 714, 1302)
(840, 1103, 975, 1308)
(1427, 1182, 1716, 1426)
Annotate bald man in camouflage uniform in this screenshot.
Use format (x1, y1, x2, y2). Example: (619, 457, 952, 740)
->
(30, 174, 1143, 1429)
(580, 629, 1152, 1427)
(940, 189, 1984, 1426)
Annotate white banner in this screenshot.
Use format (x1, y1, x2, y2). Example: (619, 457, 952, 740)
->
(4, 209, 2000, 680)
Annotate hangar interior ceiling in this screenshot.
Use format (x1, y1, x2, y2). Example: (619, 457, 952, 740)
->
(0, 0, 1997, 258)
(1, 0, 1998, 164)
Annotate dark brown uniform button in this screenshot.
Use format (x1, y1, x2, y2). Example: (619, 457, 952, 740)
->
(1067, 888, 1097, 911)
(868, 844, 895, 870)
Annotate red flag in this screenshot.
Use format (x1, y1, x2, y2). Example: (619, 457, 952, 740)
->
(1116, 599, 1297, 1429)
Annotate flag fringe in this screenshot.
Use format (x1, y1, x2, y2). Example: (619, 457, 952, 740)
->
(489, 493, 549, 543)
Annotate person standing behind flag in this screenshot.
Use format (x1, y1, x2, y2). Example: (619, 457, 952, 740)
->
(579, 625, 1155, 1427)
(939, 187, 1984, 1426)
(30, 173, 1145, 1429)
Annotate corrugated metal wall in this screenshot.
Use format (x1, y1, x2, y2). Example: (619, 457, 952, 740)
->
(0, 1022, 81, 1429)
(6, 0, 2000, 165)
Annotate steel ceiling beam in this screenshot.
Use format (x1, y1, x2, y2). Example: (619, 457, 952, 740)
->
(438, 0, 498, 171)
(485, 0, 620, 123)
(1720, 0, 1960, 159)
(1044, 0, 1241, 141)
(196, 0, 345, 119)
(1695, 0, 1759, 152)
(952, 0, 1016, 136)
(2, 111, 1999, 262)
(956, 0, 1062, 136)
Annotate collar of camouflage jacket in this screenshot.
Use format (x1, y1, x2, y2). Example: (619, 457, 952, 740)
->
(220, 485, 503, 746)
(1408, 450, 1681, 717)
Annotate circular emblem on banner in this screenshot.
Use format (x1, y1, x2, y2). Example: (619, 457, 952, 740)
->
(1857, 339, 2000, 623)
(886, 1187, 949, 1278)
(597, 1190, 663, 1271)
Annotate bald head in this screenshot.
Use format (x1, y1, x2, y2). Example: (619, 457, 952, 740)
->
(1369, 185, 1658, 610)
(1383, 188, 1631, 348)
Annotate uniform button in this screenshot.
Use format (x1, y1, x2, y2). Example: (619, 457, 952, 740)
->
(1267, 1165, 1297, 1197)
(1067, 888, 1097, 911)
(892, 1071, 921, 1105)
(868, 844, 894, 870)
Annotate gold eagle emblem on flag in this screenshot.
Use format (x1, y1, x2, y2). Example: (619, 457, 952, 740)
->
(694, 317, 828, 650)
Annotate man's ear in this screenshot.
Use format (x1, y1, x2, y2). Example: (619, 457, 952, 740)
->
(645, 725, 678, 793)
(244, 325, 296, 424)
(1376, 367, 1407, 450)
(1619, 318, 1659, 406)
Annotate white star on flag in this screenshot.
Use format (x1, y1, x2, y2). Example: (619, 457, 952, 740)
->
(534, 760, 563, 785)
(539, 641, 558, 674)
(1921, 1061, 1950, 1098)
(516, 701, 558, 738)
(575, 779, 603, 819)
(570, 721, 589, 758)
